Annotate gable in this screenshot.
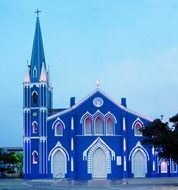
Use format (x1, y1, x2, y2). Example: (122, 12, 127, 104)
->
(48, 88, 152, 122)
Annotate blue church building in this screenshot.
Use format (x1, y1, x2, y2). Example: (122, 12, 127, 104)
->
(23, 14, 178, 179)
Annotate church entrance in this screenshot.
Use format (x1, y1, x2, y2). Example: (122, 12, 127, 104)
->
(92, 148, 107, 178)
(132, 150, 146, 178)
(52, 150, 66, 178)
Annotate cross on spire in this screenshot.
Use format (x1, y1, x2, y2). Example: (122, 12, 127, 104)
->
(35, 9, 41, 17)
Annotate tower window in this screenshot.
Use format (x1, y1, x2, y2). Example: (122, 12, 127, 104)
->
(33, 66, 37, 78)
(32, 151, 38, 164)
(32, 91, 38, 106)
(32, 121, 38, 133)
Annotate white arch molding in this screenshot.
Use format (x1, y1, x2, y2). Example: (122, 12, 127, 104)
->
(83, 137, 115, 177)
(129, 141, 149, 177)
(48, 141, 69, 177)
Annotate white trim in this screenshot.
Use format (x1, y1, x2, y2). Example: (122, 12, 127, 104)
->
(52, 117, 65, 136)
(132, 117, 144, 129)
(82, 113, 92, 135)
(153, 160, 155, 171)
(52, 117, 65, 129)
(48, 88, 153, 122)
(123, 117, 126, 131)
(80, 111, 92, 124)
(129, 141, 150, 161)
(124, 156, 127, 171)
(83, 137, 115, 174)
(123, 138, 126, 152)
(94, 112, 104, 135)
(132, 117, 144, 136)
(48, 141, 69, 161)
(32, 150, 38, 164)
(105, 113, 116, 135)
(50, 148, 67, 175)
(171, 160, 177, 173)
(131, 149, 147, 175)
(33, 66, 37, 78)
(160, 158, 168, 173)
(71, 138, 74, 151)
(71, 157, 74, 172)
(32, 121, 38, 133)
(31, 90, 38, 96)
(71, 117, 74, 130)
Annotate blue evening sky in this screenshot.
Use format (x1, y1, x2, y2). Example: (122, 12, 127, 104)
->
(1, 0, 178, 146)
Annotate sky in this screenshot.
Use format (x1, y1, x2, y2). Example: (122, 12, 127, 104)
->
(1, 0, 178, 147)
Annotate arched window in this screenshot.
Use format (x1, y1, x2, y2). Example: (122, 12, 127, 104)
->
(106, 117, 114, 135)
(33, 66, 37, 78)
(32, 121, 38, 133)
(160, 159, 168, 173)
(172, 161, 177, 173)
(32, 91, 38, 106)
(55, 122, 63, 136)
(32, 151, 38, 164)
(84, 117, 92, 135)
(134, 122, 142, 136)
(95, 115, 104, 135)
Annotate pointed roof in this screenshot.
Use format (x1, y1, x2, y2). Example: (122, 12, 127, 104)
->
(24, 65, 30, 83)
(48, 88, 153, 122)
(30, 15, 46, 82)
(39, 63, 47, 82)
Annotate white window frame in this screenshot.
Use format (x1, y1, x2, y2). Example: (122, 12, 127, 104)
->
(134, 122, 143, 137)
(106, 116, 114, 135)
(32, 121, 38, 133)
(94, 115, 104, 135)
(160, 159, 168, 173)
(32, 151, 38, 164)
(54, 121, 63, 136)
(84, 116, 92, 135)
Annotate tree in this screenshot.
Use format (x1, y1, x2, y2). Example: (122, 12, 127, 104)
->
(141, 114, 178, 163)
(0, 149, 23, 177)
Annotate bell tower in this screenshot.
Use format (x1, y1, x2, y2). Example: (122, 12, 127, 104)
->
(23, 11, 53, 178)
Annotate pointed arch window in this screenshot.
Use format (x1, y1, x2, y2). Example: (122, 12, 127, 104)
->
(84, 117, 92, 135)
(160, 158, 168, 173)
(106, 117, 114, 135)
(33, 66, 37, 78)
(32, 121, 38, 133)
(32, 91, 38, 106)
(94, 115, 104, 135)
(134, 122, 142, 136)
(32, 151, 38, 164)
(55, 121, 63, 136)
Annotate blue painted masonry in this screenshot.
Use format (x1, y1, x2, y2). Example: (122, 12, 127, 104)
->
(23, 15, 178, 179)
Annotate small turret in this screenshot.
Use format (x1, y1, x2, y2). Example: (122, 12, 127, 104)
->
(24, 65, 30, 83)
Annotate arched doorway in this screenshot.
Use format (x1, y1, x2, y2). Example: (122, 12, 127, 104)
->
(92, 148, 107, 178)
(132, 150, 146, 178)
(52, 150, 66, 178)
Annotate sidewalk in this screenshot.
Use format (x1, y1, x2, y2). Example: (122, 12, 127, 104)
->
(0, 177, 178, 190)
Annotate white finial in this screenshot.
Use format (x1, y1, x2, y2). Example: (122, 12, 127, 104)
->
(96, 79, 100, 87)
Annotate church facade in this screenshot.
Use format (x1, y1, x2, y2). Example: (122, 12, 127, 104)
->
(23, 15, 178, 179)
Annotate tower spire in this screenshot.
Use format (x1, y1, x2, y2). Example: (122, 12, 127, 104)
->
(30, 11, 46, 82)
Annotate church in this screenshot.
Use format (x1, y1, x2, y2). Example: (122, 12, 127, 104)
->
(23, 13, 178, 179)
